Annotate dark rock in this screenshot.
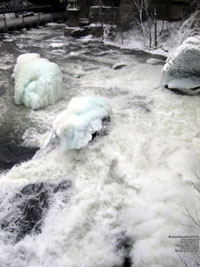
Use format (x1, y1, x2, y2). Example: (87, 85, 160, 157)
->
(112, 63, 127, 70)
(90, 25, 103, 38)
(0, 142, 38, 171)
(1, 182, 49, 242)
(64, 27, 75, 37)
(71, 27, 91, 38)
(53, 180, 72, 193)
(92, 116, 110, 141)
(115, 236, 132, 267)
(146, 58, 165, 65)
(0, 180, 72, 243)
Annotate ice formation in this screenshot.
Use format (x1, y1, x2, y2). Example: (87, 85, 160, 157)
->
(161, 35, 200, 95)
(13, 53, 40, 81)
(53, 96, 112, 150)
(14, 53, 63, 109)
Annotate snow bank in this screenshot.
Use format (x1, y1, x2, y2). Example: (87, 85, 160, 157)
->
(14, 53, 63, 110)
(161, 35, 200, 95)
(104, 20, 181, 57)
(104, 12, 198, 57)
(53, 96, 112, 150)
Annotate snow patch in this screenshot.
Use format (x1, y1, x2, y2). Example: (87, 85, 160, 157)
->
(105, 12, 198, 57)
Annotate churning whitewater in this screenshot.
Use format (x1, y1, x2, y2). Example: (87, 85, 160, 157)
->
(0, 24, 200, 267)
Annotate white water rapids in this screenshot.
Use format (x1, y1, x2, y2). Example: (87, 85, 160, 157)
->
(0, 24, 199, 267)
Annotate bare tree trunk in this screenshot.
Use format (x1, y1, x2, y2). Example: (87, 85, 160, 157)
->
(133, 0, 146, 46)
(154, 8, 157, 48)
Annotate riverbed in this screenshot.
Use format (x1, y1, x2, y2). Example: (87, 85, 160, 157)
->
(0, 23, 199, 267)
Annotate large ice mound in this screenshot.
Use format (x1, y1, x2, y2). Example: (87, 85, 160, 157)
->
(53, 96, 112, 150)
(161, 35, 200, 95)
(14, 53, 63, 109)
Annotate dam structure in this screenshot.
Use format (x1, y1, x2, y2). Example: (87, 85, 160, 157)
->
(0, 0, 67, 32)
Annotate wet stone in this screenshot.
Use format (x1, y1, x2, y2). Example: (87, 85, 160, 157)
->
(112, 63, 127, 70)
(0, 180, 72, 243)
(71, 27, 91, 39)
(0, 142, 38, 171)
(115, 236, 132, 267)
(92, 116, 111, 141)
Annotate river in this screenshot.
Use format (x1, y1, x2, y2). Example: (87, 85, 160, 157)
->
(0, 23, 199, 267)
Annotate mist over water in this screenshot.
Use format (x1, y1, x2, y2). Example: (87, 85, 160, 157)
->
(0, 24, 199, 267)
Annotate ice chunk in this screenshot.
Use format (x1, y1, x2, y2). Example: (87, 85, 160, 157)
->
(53, 96, 112, 150)
(13, 53, 40, 81)
(14, 53, 63, 110)
(161, 35, 200, 95)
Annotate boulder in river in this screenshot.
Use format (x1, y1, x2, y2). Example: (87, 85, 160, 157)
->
(112, 63, 127, 70)
(161, 35, 200, 95)
(146, 58, 165, 65)
(71, 27, 91, 38)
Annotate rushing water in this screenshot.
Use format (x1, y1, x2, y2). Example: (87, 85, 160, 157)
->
(0, 23, 200, 267)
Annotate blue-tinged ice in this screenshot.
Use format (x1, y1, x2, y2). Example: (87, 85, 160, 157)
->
(53, 96, 112, 150)
(14, 53, 63, 110)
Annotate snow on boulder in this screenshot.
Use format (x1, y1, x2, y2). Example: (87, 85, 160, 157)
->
(146, 58, 165, 65)
(161, 35, 200, 95)
(53, 96, 112, 150)
(112, 63, 127, 70)
(14, 53, 63, 110)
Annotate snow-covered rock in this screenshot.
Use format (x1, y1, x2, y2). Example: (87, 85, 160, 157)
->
(146, 58, 165, 65)
(14, 53, 63, 110)
(112, 63, 127, 70)
(53, 96, 112, 150)
(161, 36, 200, 95)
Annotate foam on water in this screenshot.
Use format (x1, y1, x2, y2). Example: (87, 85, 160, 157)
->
(0, 27, 199, 267)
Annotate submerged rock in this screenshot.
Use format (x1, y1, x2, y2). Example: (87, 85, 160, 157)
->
(91, 116, 111, 140)
(64, 27, 90, 38)
(71, 27, 91, 38)
(146, 58, 165, 65)
(0, 142, 38, 171)
(161, 35, 200, 95)
(0, 180, 72, 243)
(112, 63, 127, 70)
(116, 236, 132, 267)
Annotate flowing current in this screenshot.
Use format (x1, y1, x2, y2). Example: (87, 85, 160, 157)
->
(0, 24, 200, 267)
